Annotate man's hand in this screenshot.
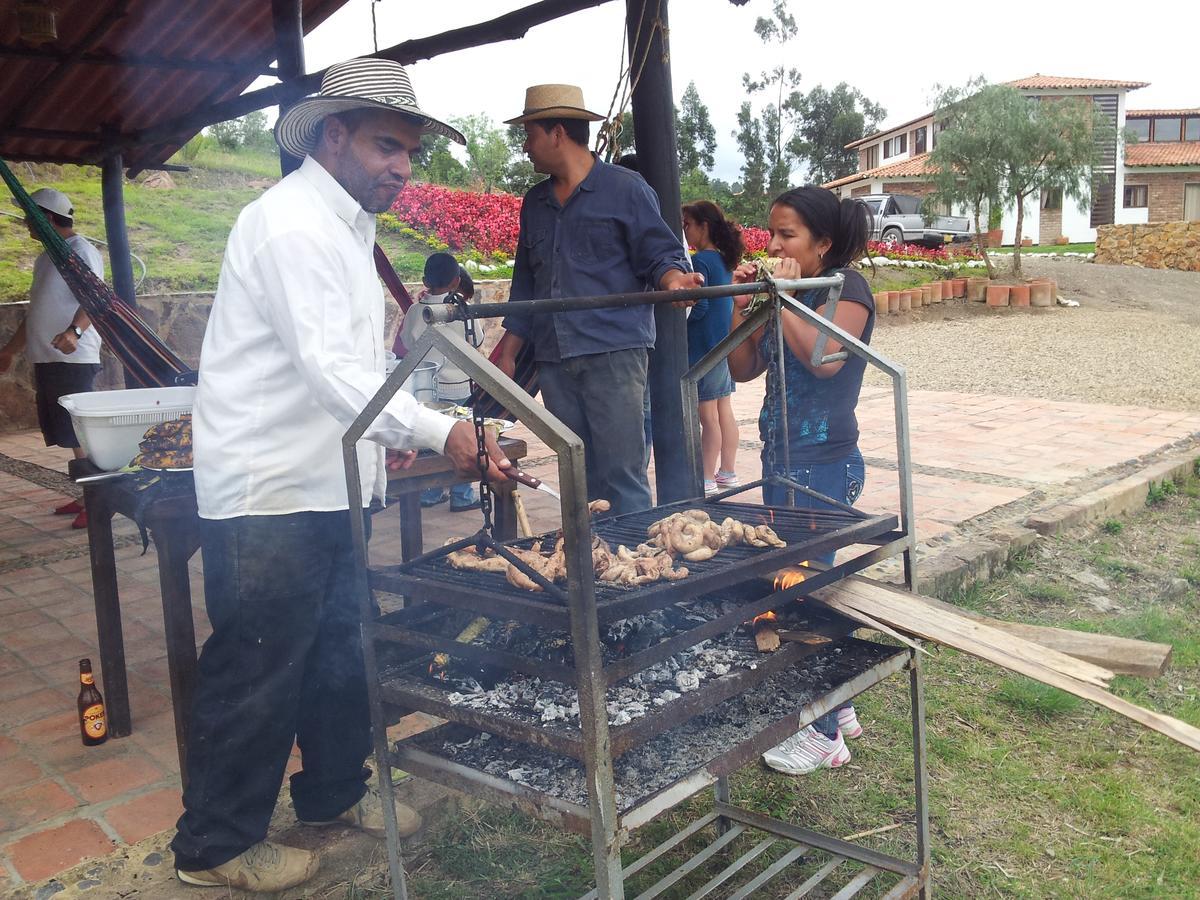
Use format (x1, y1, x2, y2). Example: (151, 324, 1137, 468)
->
(386, 449, 417, 471)
(660, 269, 705, 309)
(51, 330, 79, 355)
(443, 420, 513, 483)
(493, 330, 522, 380)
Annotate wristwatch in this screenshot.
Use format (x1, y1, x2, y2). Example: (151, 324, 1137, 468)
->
(69, 326, 82, 338)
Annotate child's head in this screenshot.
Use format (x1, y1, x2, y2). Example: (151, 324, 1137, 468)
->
(456, 265, 475, 301)
(767, 186, 871, 277)
(423, 252, 460, 293)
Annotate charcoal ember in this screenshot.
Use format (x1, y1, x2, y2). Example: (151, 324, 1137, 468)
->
(674, 670, 701, 693)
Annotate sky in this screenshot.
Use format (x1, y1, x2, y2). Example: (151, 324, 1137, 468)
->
(265, 0, 1197, 184)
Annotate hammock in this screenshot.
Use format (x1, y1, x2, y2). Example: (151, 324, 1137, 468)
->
(373, 243, 538, 420)
(1, 158, 194, 388)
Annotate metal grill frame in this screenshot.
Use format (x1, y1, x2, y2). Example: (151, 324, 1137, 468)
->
(342, 272, 929, 899)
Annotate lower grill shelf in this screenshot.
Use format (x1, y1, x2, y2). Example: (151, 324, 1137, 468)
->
(390, 638, 907, 835)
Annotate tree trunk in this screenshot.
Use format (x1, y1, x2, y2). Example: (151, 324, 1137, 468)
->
(1012, 194, 1025, 279)
(973, 202, 995, 279)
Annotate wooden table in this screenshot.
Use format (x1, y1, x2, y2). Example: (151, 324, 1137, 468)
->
(70, 437, 528, 779)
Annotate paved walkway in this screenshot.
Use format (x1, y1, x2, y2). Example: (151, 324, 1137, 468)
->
(1, 385, 1198, 891)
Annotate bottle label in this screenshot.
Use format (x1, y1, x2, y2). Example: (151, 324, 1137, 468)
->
(82, 703, 106, 739)
(81, 673, 94, 685)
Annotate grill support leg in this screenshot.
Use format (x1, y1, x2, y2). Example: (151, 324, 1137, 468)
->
(910, 648, 931, 897)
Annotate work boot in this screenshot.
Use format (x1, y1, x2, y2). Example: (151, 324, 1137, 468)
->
(300, 784, 421, 839)
(176, 841, 319, 891)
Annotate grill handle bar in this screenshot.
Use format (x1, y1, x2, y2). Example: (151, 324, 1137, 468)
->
(420, 275, 846, 324)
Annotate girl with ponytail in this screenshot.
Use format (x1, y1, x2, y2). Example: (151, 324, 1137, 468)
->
(682, 200, 745, 493)
(727, 185, 874, 775)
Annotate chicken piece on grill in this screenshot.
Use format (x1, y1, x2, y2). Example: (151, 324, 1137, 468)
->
(446, 546, 509, 573)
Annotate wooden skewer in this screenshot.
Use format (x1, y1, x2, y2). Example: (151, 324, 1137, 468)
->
(512, 488, 533, 538)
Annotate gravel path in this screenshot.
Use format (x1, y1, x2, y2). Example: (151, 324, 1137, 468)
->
(864, 259, 1200, 411)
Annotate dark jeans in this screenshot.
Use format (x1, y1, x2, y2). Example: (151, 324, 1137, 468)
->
(763, 447, 866, 739)
(538, 348, 652, 516)
(172, 510, 373, 871)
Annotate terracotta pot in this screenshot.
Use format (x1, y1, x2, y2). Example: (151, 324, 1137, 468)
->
(942, 279, 954, 300)
(873, 291, 889, 312)
(1009, 284, 1031, 307)
(967, 278, 988, 302)
(1020, 237, 1033, 247)
(986, 228, 1003, 247)
(920, 285, 933, 306)
(887, 291, 900, 314)
(928, 281, 943, 302)
(899, 290, 913, 312)
(953, 277, 968, 298)
(1055, 236, 1070, 246)
(1029, 280, 1053, 307)
(985, 284, 1010, 307)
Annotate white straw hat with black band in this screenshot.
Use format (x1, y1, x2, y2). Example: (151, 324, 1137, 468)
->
(275, 57, 464, 158)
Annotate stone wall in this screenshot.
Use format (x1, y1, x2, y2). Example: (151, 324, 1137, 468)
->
(0, 280, 513, 433)
(1094, 221, 1200, 271)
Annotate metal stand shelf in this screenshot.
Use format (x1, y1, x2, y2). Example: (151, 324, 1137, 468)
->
(342, 272, 927, 899)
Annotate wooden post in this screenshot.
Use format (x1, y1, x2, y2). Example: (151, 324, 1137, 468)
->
(625, 0, 694, 505)
(271, 0, 306, 175)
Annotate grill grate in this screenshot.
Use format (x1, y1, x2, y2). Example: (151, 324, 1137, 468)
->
(372, 496, 897, 627)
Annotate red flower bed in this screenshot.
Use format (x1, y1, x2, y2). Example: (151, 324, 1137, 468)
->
(740, 225, 770, 255)
(865, 239, 981, 264)
(390, 182, 523, 257)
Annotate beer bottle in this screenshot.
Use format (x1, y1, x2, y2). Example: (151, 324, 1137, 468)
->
(77, 659, 108, 746)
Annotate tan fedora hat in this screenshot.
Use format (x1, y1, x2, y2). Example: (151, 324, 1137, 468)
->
(503, 84, 606, 125)
(275, 57, 464, 158)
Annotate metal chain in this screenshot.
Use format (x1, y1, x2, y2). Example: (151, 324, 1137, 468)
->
(763, 301, 781, 482)
(455, 292, 494, 535)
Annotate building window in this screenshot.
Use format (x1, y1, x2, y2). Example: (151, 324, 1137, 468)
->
(883, 134, 908, 159)
(1041, 188, 1062, 210)
(1127, 118, 1150, 141)
(1152, 117, 1182, 141)
(914, 126, 927, 154)
(1185, 184, 1200, 222)
(1186, 117, 1200, 141)
(1123, 184, 1148, 208)
(865, 145, 879, 169)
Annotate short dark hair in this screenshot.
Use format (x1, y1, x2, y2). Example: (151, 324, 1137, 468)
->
(45, 210, 73, 229)
(770, 186, 871, 271)
(456, 265, 475, 300)
(423, 252, 459, 290)
(615, 153, 639, 173)
(531, 117, 590, 147)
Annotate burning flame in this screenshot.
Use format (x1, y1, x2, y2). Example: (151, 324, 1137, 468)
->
(773, 563, 810, 591)
(751, 610, 778, 627)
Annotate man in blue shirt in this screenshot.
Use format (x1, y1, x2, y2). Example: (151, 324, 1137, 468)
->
(495, 84, 701, 514)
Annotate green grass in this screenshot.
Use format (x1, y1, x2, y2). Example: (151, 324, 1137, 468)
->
(1023, 580, 1073, 602)
(995, 676, 1083, 718)
(989, 242, 1095, 255)
(1102, 519, 1124, 535)
(1, 155, 443, 303)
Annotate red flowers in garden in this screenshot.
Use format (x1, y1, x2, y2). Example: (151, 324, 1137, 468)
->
(390, 183, 523, 257)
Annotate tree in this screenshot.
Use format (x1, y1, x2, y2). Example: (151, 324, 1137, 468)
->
(239, 110, 273, 151)
(997, 91, 1110, 277)
(676, 81, 716, 173)
(452, 114, 511, 193)
(502, 125, 540, 195)
(412, 133, 468, 186)
(731, 101, 768, 222)
(742, 0, 803, 199)
(790, 83, 886, 185)
(926, 81, 1109, 277)
(925, 79, 1005, 278)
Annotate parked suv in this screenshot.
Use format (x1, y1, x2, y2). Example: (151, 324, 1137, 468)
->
(859, 194, 973, 249)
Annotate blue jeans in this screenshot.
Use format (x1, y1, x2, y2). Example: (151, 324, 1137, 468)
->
(763, 447, 866, 739)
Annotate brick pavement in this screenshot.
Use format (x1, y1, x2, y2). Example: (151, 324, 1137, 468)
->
(1, 385, 1199, 890)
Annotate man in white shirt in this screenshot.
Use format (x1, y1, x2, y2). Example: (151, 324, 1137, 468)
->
(0, 188, 103, 530)
(172, 59, 510, 893)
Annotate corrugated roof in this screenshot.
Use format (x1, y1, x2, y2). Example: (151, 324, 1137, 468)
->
(823, 153, 937, 189)
(0, 0, 347, 170)
(1004, 74, 1149, 91)
(1127, 109, 1200, 118)
(1125, 142, 1200, 167)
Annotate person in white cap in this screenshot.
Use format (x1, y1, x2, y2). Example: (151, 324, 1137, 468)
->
(0, 188, 103, 530)
(173, 58, 512, 893)
(493, 84, 702, 515)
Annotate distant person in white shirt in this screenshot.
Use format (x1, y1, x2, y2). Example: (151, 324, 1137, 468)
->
(172, 59, 511, 894)
(0, 188, 103, 530)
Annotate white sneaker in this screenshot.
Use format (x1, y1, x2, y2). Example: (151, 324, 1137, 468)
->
(762, 725, 850, 775)
(704, 480, 719, 494)
(838, 706, 863, 739)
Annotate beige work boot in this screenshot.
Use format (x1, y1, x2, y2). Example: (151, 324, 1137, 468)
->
(300, 784, 421, 839)
(176, 840, 319, 891)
